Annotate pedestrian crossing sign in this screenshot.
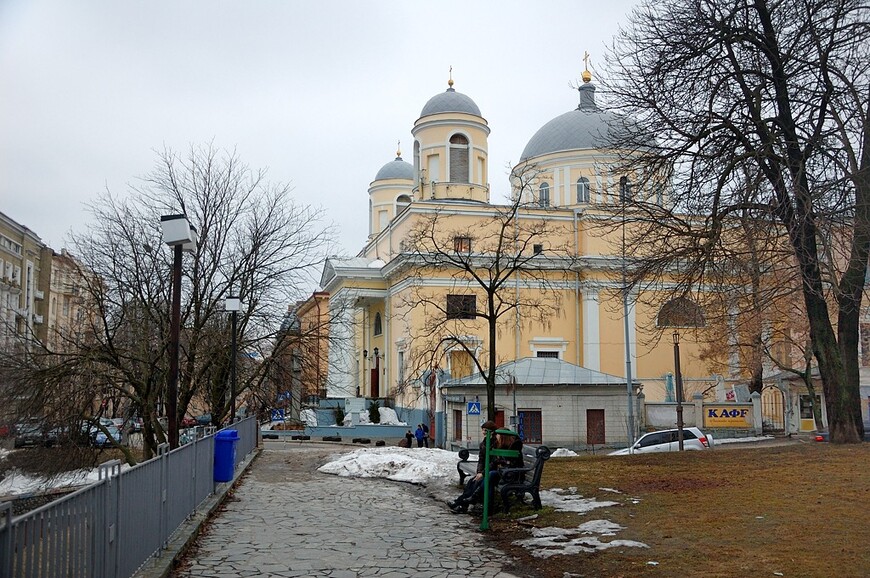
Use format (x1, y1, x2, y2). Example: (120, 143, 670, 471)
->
(270, 409, 285, 422)
(467, 402, 481, 415)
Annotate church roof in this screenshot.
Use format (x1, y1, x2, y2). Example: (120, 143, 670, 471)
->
(520, 82, 625, 160)
(374, 156, 414, 181)
(442, 357, 628, 387)
(420, 87, 481, 118)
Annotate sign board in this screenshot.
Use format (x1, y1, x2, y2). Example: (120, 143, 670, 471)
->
(704, 405, 752, 428)
(270, 408, 285, 422)
(466, 401, 481, 416)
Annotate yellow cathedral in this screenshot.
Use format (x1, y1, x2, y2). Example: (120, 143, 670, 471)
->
(298, 66, 837, 449)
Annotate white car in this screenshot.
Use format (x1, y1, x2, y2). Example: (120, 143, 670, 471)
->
(609, 427, 713, 455)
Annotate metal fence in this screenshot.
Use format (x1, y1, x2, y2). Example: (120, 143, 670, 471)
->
(0, 416, 259, 578)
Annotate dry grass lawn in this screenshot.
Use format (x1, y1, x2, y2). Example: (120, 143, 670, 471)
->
(486, 441, 870, 578)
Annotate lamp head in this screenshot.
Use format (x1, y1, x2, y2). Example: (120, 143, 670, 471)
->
(673, 330, 680, 345)
(373, 347, 379, 358)
(160, 214, 193, 246)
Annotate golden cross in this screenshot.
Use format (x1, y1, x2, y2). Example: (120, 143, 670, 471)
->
(583, 51, 590, 71)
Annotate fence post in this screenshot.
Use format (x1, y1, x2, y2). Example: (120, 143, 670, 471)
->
(0, 502, 12, 577)
(158, 443, 170, 550)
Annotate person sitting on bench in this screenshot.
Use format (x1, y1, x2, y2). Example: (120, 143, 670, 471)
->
(449, 421, 523, 513)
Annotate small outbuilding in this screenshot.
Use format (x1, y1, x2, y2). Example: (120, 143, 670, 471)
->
(441, 357, 638, 450)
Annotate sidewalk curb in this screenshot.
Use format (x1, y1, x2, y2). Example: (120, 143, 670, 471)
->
(132, 447, 261, 578)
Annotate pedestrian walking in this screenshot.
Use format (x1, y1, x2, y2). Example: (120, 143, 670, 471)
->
(421, 422, 430, 448)
(415, 425, 425, 448)
(404, 430, 414, 448)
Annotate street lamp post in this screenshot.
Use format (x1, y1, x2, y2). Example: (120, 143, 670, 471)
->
(160, 214, 196, 449)
(225, 296, 241, 423)
(673, 330, 685, 451)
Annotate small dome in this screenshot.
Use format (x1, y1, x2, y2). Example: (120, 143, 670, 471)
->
(420, 88, 481, 118)
(520, 82, 625, 160)
(374, 156, 414, 181)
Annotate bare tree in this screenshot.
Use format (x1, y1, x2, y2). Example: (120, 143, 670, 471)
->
(1, 144, 334, 462)
(396, 166, 577, 421)
(602, 0, 869, 442)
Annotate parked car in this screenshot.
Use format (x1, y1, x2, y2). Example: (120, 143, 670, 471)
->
(130, 417, 144, 432)
(80, 420, 123, 448)
(181, 417, 198, 428)
(13, 422, 58, 448)
(609, 427, 713, 455)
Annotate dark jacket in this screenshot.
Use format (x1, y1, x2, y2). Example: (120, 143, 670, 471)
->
(476, 434, 523, 475)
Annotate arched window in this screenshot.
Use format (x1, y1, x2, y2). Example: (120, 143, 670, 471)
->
(396, 194, 411, 213)
(373, 312, 382, 336)
(449, 134, 469, 182)
(656, 297, 706, 328)
(538, 183, 550, 207)
(577, 177, 590, 203)
(413, 140, 421, 181)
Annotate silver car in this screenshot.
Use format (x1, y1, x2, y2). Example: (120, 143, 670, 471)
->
(609, 427, 713, 455)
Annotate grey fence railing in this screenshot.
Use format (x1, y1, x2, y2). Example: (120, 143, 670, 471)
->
(0, 416, 259, 578)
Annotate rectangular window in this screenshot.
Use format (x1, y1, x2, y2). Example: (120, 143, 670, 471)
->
(450, 350, 474, 378)
(453, 236, 472, 253)
(446, 294, 476, 320)
(533, 244, 543, 255)
(453, 409, 463, 441)
(397, 350, 404, 385)
(517, 409, 542, 443)
(536, 351, 559, 358)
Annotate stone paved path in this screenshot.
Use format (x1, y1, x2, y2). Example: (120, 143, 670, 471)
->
(172, 442, 527, 578)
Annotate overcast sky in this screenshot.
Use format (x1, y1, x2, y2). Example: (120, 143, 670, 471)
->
(1, 1, 638, 259)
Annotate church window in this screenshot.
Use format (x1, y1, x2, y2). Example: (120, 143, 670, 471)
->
(396, 195, 411, 213)
(446, 294, 476, 320)
(577, 177, 590, 203)
(656, 297, 706, 328)
(449, 134, 469, 182)
(538, 183, 550, 207)
(373, 312, 382, 336)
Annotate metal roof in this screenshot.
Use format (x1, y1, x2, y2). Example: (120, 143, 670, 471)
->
(443, 357, 628, 387)
(419, 88, 481, 118)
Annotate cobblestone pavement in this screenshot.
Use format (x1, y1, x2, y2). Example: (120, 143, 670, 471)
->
(172, 442, 528, 578)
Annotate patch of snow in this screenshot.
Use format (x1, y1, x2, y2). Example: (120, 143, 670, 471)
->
(513, 520, 648, 558)
(599, 487, 622, 493)
(715, 435, 774, 444)
(539, 489, 619, 514)
(0, 464, 132, 496)
(318, 447, 458, 485)
(550, 448, 578, 457)
(300, 409, 317, 427)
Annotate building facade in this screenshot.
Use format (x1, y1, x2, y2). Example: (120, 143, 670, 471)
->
(310, 67, 853, 447)
(0, 211, 51, 351)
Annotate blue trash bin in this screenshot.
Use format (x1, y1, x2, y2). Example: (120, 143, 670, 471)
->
(214, 429, 240, 482)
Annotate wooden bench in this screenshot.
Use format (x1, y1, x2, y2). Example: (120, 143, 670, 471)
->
(456, 444, 551, 512)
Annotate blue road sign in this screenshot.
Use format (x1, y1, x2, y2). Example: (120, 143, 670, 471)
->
(467, 402, 481, 415)
(270, 408, 285, 422)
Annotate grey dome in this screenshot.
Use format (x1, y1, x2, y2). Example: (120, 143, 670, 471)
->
(420, 88, 481, 118)
(374, 156, 414, 181)
(520, 82, 623, 160)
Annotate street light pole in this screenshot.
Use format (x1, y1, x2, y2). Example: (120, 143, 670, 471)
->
(673, 330, 685, 451)
(168, 243, 183, 448)
(161, 213, 196, 450)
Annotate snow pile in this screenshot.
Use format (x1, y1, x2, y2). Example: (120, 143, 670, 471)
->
(550, 448, 579, 457)
(300, 409, 317, 427)
(318, 447, 458, 485)
(0, 464, 132, 496)
(513, 520, 649, 558)
(377, 406, 407, 425)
